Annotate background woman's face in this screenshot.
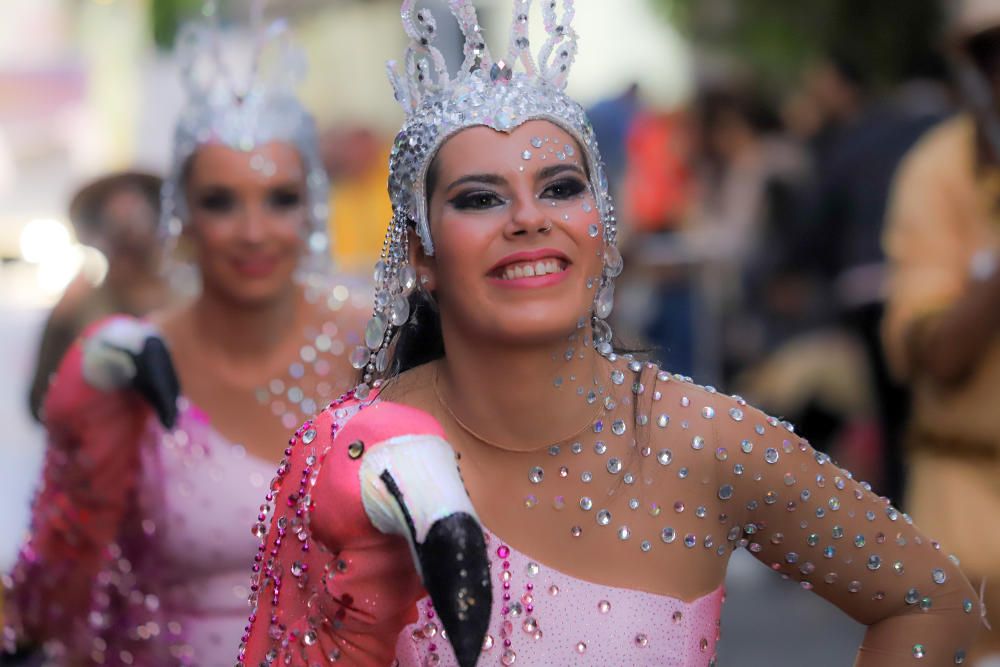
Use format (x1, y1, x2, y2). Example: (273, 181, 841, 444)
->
(96, 187, 160, 260)
(184, 141, 308, 306)
(419, 119, 605, 346)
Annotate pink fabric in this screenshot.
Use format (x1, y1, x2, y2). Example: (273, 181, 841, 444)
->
(396, 531, 724, 666)
(241, 395, 725, 666)
(143, 399, 275, 665)
(240, 399, 434, 665)
(4, 316, 275, 666)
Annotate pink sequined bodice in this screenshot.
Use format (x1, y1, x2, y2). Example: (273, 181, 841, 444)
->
(397, 531, 724, 666)
(142, 400, 276, 665)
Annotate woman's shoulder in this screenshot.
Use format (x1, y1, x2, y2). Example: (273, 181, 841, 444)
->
(307, 374, 444, 447)
(642, 363, 801, 452)
(369, 363, 439, 411)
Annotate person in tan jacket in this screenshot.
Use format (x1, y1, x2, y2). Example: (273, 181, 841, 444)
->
(883, 1, 1000, 662)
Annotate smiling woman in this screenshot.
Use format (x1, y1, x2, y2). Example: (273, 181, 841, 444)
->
(238, 1, 983, 666)
(417, 121, 604, 348)
(183, 141, 309, 303)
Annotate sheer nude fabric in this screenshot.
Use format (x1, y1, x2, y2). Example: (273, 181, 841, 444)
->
(242, 355, 981, 665)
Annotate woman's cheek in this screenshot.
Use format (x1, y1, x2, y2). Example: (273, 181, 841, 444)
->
(279, 221, 308, 255)
(437, 211, 499, 265)
(567, 200, 604, 270)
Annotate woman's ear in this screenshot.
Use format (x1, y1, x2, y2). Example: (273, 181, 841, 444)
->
(408, 227, 436, 292)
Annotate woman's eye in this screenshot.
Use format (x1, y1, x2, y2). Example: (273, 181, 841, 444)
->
(197, 190, 235, 212)
(450, 191, 504, 210)
(267, 189, 303, 210)
(541, 178, 587, 200)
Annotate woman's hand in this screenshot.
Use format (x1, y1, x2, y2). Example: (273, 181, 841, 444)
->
(81, 317, 180, 428)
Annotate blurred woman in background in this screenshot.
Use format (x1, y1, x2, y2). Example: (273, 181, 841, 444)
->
(2, 8, 366, 666)
(28, 171, 173, 422)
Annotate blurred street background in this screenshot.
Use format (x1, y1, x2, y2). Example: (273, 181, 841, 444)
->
(0, 0, 964, 663)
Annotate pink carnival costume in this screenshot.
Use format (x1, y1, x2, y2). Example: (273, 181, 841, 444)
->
(241, 397, 491, 667)
(3, 317, 275, 665)
(3, 4, 351, 663)
(242, 391, 725, 666)
(240, 0, 984, 665)
(243, 378, 983, 666)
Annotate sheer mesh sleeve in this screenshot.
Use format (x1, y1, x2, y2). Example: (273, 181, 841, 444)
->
(719, 401, 982, 665)
(3, 319, 149, 655)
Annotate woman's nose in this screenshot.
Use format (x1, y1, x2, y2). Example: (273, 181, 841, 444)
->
(506, 196, 552, 238)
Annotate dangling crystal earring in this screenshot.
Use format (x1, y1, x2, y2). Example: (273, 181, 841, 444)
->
(299, 197, 332, 281)
(351, 214, 420, 398)
(592, 209, 623, 356)
(156, 201, 202, 299)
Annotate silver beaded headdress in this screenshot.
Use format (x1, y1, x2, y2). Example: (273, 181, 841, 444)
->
(160, 1, 330, 258)
(352, 0, 623, 395)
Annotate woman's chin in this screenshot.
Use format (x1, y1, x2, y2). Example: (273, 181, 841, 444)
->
(483, 315, 590, 348)
(210, 275, 296, 306)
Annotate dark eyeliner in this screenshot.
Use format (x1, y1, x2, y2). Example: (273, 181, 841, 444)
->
(268, 189, 303, 209)
(197, 188, 235, 212)
(449, 189, 505, 210)
(541, 177, 587, 200)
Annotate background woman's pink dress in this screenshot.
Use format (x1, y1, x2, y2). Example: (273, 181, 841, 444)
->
(4, 321, 274, 666)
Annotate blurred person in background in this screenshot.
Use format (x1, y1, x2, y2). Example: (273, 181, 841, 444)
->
(27, 171, 173, 422)
(687, 85, 879, 465)
(883, 0, 1000, 662)
(588, 82, 642, 205)
(2, 12, 367, 666)
(687, 87, 811, 378)
(322, 125, 393, 274)
(592, 83, 697, 375)
(799, 49, 949, 502)
(622, 105, 697, 375)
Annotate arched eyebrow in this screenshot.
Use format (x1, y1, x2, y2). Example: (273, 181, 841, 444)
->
(190, 178, 304, 193)
(444, 163, 586, 193)
(445, 173, 506, 193)
(536, 164, 586, 181)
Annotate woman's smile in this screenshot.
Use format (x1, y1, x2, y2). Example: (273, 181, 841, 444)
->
(487, 248, 572, 288)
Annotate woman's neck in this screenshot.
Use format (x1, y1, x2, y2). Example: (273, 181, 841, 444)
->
(192, 281, 303, 364)
(434, 326, 607, 453)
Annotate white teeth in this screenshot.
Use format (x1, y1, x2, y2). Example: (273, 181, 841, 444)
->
(499, 259, 566, 280)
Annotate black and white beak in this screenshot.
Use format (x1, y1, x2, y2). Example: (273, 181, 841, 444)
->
(82, 318, 181, 429)
(360, 435, 491, 667)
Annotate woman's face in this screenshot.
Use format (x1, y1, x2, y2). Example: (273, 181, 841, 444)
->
(97, 187, 159, 258)
(417, 119, 604, 346)
(184, 141, 308, 305)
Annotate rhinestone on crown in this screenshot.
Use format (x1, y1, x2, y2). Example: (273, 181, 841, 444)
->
(161, 1, 329, 251)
